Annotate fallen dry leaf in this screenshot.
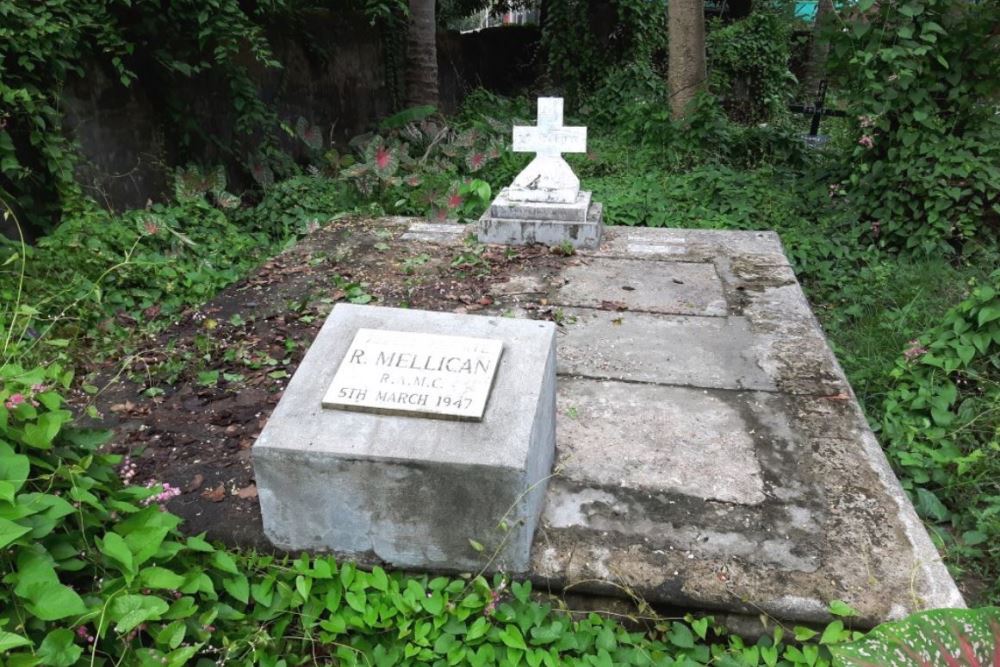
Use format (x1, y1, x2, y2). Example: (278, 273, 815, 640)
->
(235, 484, 258, 499)
(202, 484, 226, 502)
(600, 300, 628, 311)
(185, 473, 205, 493)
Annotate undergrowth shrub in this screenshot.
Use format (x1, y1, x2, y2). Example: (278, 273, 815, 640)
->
(233, 175, 358, 241)
(880, 271, 1000, 596)
(614, 93, 815, 170)
(0, 201, 267, 351)
(1, 363, 999, 665)
(707, 10, 797, 123)
(828, 0, 1000, 253)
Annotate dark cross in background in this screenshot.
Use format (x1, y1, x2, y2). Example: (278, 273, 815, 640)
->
(788, 80, 847, 141)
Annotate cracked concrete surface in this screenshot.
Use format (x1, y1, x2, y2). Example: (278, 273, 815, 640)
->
(518, 224, 964, 627)
(351, 218, 964, 625)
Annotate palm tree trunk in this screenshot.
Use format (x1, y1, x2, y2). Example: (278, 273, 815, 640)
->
(405, 0, 439, 108)
(668, 0, 707, 119)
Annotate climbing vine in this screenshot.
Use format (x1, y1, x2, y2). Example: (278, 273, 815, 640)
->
(543, 0, 666, 107)
(0, 0, 404, 232)
(826, 0, 1000, 253)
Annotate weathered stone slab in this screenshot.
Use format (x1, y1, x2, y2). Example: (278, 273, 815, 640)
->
(554, 257, 728, 316)
(254, 304, 557, 572)
(537, 378, 964, 624)
(400, 222, 466, 243)
(490, 188, 591, 222)
(555, 380, 766, 504)
(592, 227, 791, 266)
(322, 328, 503, 421)
(556, 309, 778, 391)
(479, 202, 604, 250)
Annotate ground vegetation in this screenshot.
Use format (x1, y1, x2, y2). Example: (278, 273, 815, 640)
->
(1, 0, 999, 663)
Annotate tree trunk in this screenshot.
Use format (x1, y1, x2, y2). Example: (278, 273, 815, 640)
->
(668, 0, 707, 119)
(802, 0, 835, 99)
(405, 0, 439, 108)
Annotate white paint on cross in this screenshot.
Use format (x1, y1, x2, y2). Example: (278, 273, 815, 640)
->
(507, 97, 587, 204)
(512, 98, 587, 158)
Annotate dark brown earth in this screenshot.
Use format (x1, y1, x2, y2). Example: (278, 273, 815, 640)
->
(72, 216, 572, 550)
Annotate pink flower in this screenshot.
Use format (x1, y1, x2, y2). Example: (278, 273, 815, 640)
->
(141, 481, 181, 507)
(446, 193, 463, 210)
(904, 340, 927, 361)
(4, 393, 25, 410)
(31, 384, 48, 394)
(858, 135, 874, 149)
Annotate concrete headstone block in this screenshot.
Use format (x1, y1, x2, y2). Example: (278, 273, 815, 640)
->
(253, 304, 557, 572)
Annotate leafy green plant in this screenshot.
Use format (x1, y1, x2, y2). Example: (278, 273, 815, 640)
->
(879, 271, 1000, 594)
(707, 9, 797, 123)
(0, 365, 884, 667)
(831, 606, 1000, 666)
(827, 0, 1000, 253)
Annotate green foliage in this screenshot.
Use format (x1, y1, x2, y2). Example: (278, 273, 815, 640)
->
(879, 271, 1000, 595)
(831, 607, 1000, 667)
(236, 174, 358, 241)
(827, 0, 1000, 253)
(0, 366, 881, 667)
(0, 0, 407, 230)
(339, 105, 510, 220)
(605, 92, 815, 170)
(0, 169, 360, 368)
(0, 0, 281, 228)
(543, 0, 666, 107)
(707, 10, 797, 123)
(0, 199, 265, 357)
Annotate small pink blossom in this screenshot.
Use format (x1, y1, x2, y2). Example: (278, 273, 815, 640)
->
(4, 393, 25, 410)
(119, 456, 138, 485)
(858, 135, 874, 149)
(141, 481, 181, 507)
(31, 384, 48, 394)
(904, 340, 927, 361)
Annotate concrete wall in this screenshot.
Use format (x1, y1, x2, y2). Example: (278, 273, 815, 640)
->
(61, 15, 541, 213)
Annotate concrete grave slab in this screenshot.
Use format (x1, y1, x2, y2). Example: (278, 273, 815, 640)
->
(556, 309, 778, 390)
(107, 216, 962, 627)
(254, 305, 557, 572)
(555, 258, 728, 316)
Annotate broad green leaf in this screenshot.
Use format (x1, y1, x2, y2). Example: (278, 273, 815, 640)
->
(110, 594, 169, 634)
(38, 628, 82, 667)
(210, 550, 239, 575)
(24, 581, 88, 621)
(0, 630, 31, 652)
(499, 625, 528, 651)
(99, 532, 135, 576)
(829, 600, 859, 618)
(0, 517, 30, 549)
(140, 566, 186, 590)
(831, 607, 1000, 666)
(224, 574, 250, 604)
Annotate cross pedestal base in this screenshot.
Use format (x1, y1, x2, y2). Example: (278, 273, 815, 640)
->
(477, 188, 604, 250)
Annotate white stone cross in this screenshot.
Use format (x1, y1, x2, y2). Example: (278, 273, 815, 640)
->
(512, 98, 587, 158)
(508, 98, 587, 204)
